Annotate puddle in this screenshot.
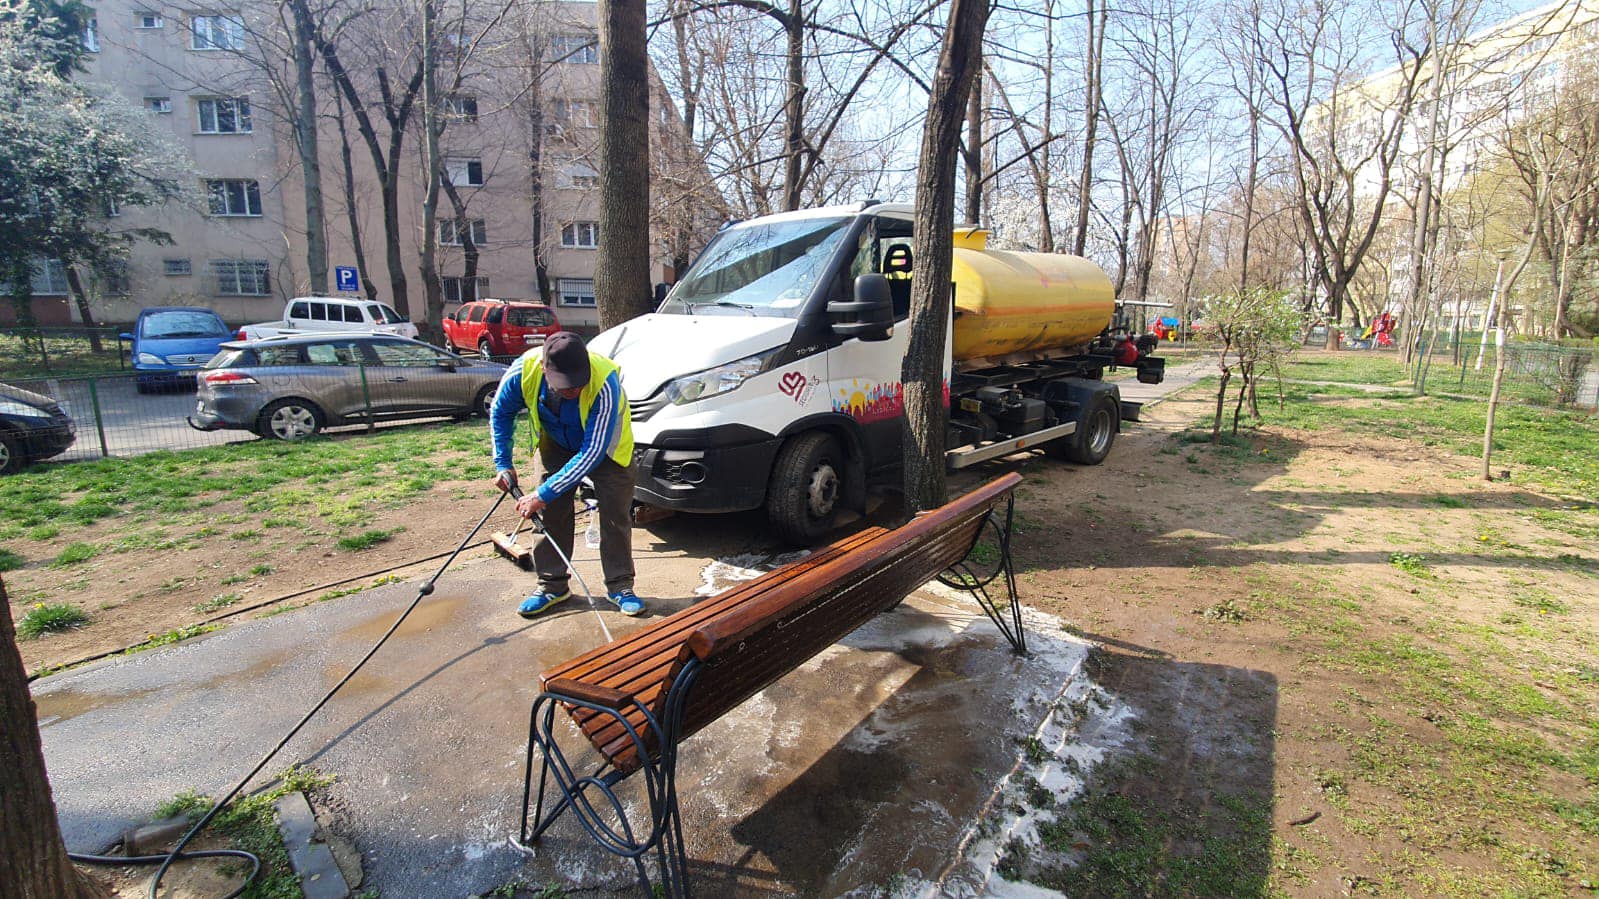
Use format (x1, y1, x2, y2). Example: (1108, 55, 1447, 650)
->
(335, 593, 472, 643)
(33, 685, 160, 726)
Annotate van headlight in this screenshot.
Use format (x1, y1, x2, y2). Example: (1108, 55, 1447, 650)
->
(137, 352, 164, 365)
(663, 349, 781, 405)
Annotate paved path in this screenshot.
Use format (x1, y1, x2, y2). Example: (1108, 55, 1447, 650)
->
(37, 541, 1111, 897)
(33, 359, 1211, 896)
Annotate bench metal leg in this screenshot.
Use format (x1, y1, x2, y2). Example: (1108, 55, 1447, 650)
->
(940, 493, 1026, 654)
(517, 667, 700, 898)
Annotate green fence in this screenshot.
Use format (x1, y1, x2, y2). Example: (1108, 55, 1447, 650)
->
(1421, 340, 1598, 411)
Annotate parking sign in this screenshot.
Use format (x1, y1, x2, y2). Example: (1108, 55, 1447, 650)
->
(335, 266, 359, 292)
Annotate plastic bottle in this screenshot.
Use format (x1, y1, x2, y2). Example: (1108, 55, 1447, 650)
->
(584, 503, 601, 549)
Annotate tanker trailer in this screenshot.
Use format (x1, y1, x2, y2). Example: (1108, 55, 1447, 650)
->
(594, 202, 1165, 544)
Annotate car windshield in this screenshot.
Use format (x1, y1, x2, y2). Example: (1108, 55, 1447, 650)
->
(143, 310, 229, 339)
(366, 303, 406, 324)
(659, 216, 851, 318)
(508, 308, 554, 327)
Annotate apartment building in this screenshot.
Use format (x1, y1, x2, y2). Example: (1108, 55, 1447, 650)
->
(22, 0, 715, 331)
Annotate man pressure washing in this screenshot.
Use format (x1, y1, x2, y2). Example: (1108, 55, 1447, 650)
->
(489, 332, 646, 617)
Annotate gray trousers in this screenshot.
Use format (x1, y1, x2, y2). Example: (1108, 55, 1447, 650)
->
(534, 438, 636, 596)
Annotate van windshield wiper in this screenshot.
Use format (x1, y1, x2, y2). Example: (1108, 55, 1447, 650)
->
(685, 300, 758, 316)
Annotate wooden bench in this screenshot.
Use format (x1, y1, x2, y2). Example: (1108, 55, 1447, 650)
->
(515, 473, 1023, 897)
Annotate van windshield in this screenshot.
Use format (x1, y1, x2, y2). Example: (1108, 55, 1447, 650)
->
(366, 304, 406, 324)
(660, 216, 851, 317)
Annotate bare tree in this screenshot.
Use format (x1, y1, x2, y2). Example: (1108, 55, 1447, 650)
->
(1256, 0, 1428, 347)
(900, 0, 989, 514)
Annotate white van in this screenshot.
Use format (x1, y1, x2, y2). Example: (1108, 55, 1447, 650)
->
(237, 296, 419, 341)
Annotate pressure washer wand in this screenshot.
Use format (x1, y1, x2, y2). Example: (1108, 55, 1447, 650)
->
(506, 485, 610, 641)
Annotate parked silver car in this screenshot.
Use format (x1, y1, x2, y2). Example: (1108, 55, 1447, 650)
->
(188, 334, 508, 440)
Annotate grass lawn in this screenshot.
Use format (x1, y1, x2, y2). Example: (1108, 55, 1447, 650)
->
(0, 331, 129, 379)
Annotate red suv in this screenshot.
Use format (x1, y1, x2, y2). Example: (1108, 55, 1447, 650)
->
(444, 300, 561, 358)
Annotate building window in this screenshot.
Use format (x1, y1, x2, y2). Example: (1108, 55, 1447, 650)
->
(191, 14, 245, 51)
(445, 96, 478, 122)
(205, 179, 262, 216)
(561, 222, 599, 249)
(30, 259, 69, 295)
(164, 258, 192, 276)
(445, 157, 484, 186)
(136, 11, 163, 28)
(558, 278, 595, 308)
(145, 96, 172, 113)
(442, 276, 490, 304)
(552, 99, 594, 128)
(196, 97, 252, 133)
(558, 160, 599, 190)
(99, 260, 131, 295)
(550, 33, 598, 64)
(211, 259, 270, 295)
(81, 18, 99, 52)
(438, 219, 487, 246)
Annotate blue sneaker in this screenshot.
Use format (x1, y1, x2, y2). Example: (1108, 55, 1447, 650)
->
(518, 589, 571, 618)
(608, 590, 646, 617)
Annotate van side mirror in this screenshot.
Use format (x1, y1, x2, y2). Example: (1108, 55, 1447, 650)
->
(119, 332, 134, 341)
(828, 274, 894, 342)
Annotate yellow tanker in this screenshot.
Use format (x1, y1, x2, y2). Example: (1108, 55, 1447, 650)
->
(948, 229, 1115, 363)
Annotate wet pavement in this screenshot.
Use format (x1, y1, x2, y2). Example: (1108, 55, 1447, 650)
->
(37, 531, 1110, 897)
(34, 363, 1212, 896)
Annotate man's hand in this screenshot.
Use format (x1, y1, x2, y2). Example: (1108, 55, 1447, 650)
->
(493, 468, 518, 494)
(516, 492, 548, 520)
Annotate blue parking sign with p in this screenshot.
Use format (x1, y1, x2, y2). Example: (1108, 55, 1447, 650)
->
(335, 266, 359, 292)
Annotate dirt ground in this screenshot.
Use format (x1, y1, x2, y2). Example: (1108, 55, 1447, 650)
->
(18, 378, 1599, 894)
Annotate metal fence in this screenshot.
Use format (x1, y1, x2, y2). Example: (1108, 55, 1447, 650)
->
(1421, 341, 1599, 411)
(7, 352, 511, 468)
(0, 326, 131, 380)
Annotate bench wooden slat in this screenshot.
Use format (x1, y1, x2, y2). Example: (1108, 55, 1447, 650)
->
(542, 473, 1021, 776)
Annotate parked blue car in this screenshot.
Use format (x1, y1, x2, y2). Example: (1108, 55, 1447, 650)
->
(123, 307, 234, 393)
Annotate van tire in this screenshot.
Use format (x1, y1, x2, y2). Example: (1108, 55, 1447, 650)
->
(768, 432, 845, 545)
(257, 398, 325, 441)
(1061, 392, 1118, 464)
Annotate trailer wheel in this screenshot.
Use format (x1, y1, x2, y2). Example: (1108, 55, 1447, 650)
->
(1057, 392, 1117, 465)
(768, 432, 845, 545)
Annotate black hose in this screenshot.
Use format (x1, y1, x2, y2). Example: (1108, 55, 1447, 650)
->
(69, 489, 512, 898)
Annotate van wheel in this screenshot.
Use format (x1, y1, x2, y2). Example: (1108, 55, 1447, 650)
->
(1055, 392, 1117, 465)
(768, 432, 845, 545)
(257, 398, 324, 440)
(478, 338, 493, 359)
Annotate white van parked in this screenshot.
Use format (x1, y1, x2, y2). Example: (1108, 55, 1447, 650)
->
(237, 296, 419, 341)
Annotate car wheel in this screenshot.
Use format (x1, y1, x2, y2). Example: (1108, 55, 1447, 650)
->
(0, 432, 22, 475)
(257, 398, 325, 441)
(478, 338, 493, 360)
(474, 384, 496, 418)
(767, 432, 846, 545)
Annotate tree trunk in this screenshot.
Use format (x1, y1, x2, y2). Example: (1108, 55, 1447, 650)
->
(1073, 0, 1105, 257)
(332, 89, 377, 300)
(900, 0, 989, 515)
(781, 0, 806, 211)
(595, 0, 653, 329)
(290, 0, 329, 295)
(62, 265, 103, 353)
(418, 0, 445, 341)
(963, 60, 982, 226)
(1211, 355, 1231, 440)
(527, 66, 553, 307)
(1, 576, 108, 898)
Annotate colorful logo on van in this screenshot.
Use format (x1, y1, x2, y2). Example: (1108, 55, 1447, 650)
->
(833, 380, 904, 423)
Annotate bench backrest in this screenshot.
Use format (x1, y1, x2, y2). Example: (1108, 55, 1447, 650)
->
(661, 472, 1020, 749)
